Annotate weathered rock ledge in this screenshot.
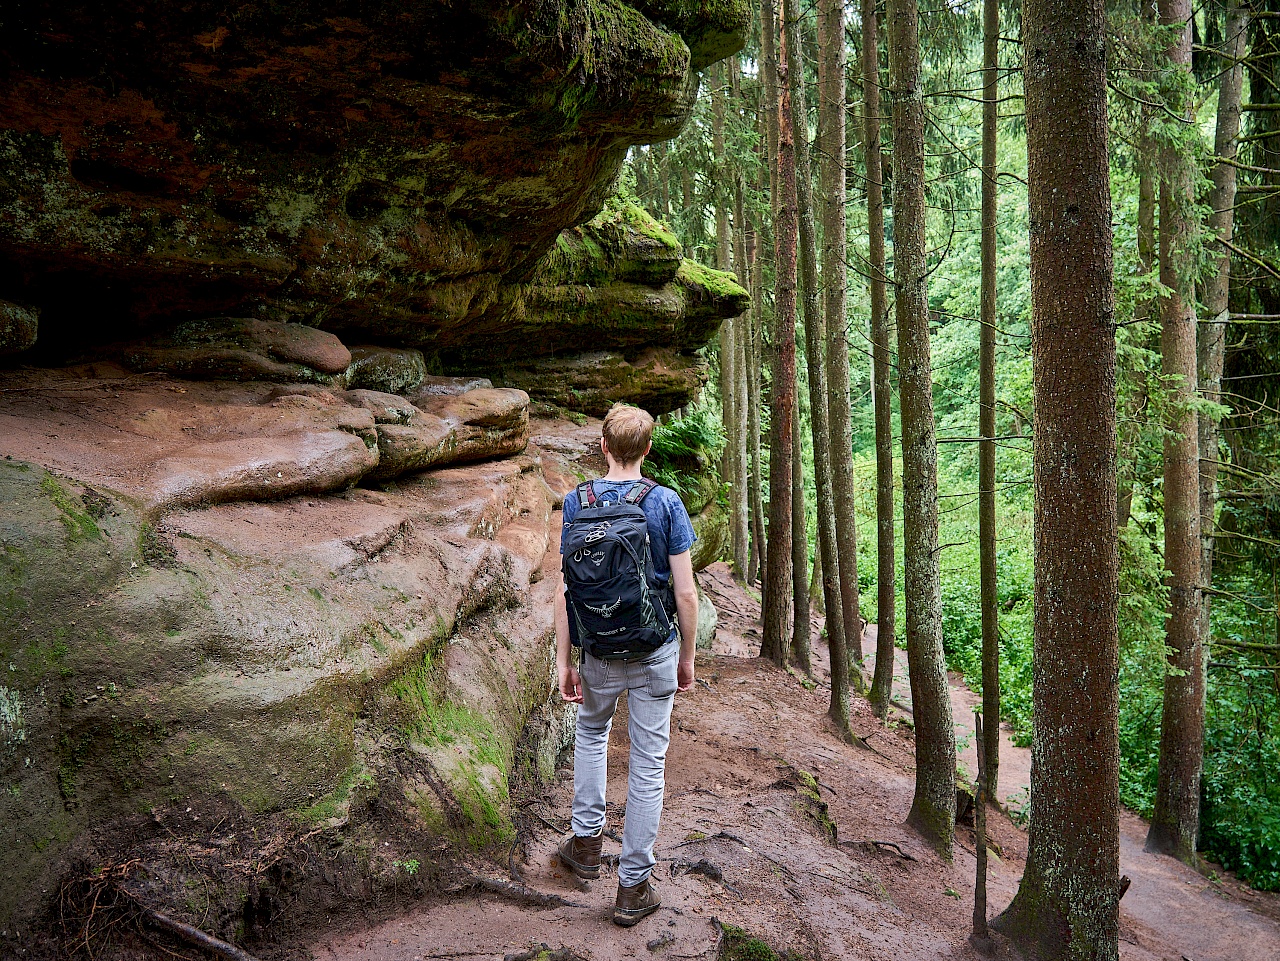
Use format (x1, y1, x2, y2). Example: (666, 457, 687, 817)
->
(0, 363, 721, 940)
(0, 0, 749, 383)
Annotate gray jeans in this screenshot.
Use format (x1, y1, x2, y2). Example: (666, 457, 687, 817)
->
(571, 639, 678, 887)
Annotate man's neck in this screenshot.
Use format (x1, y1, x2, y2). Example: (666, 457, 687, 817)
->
(603, 461, 644, 482)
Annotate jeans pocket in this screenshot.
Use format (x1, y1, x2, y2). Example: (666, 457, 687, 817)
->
(644, 646, 678, 698)
(582, 651, 611, 687)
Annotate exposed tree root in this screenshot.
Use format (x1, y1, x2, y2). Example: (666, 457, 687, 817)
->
(840, 838, 918, 861)
(133, 903, 263, 961)
(449, 873, 586, 909)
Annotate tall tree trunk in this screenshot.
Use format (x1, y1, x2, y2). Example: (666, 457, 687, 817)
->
(1198, 0, 1247, 743)
(888, 0, 955, 856)
(731, 65, 753, 582)
(792, 387, 811, 672)
(795, 54, 848, 721)
(747, 221, 767, 586)
(760, 0, 798, 667)
(654, 141, 671, 222)
(978, 0, 1001, 802)
(761, 0, 781, 218)
(713, 63, 740, 573)
(989, 0, 1120, 953)
(810, 548, 826, 613)
(788, 13, 831, 684)
(819, 0, 863, 691)
(635, 147, 651, 210)
(1118, 0, 1158, 529)
(1147, 0, 1205, 866)
(863, 0, 897, 721)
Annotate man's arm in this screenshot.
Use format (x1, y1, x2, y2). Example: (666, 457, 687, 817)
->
(668, 550, 699, 692)
(554, 572, 583, 703)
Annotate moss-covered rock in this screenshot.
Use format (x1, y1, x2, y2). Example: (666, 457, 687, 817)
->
(0, 449, 564, 925)
(689, 501, 728, 572)
(0, 302, 38, 356)
(490, 347, 707, 417)
(0, 1, 748, 364)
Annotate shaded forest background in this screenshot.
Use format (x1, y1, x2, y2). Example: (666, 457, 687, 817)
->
(620, 0, 1280, 891)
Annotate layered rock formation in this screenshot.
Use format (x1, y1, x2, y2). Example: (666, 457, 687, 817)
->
(0, 0, 747, 937)
(0, 0, 747, 413)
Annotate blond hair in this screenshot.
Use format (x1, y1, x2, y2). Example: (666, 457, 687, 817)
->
(602, 404, 655, 466)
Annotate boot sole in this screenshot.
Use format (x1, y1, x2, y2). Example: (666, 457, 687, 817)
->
(557, 850, 600, 881)
(612, 902, 661, 926)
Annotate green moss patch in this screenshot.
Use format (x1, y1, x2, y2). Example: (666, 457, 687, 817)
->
(293, 764, 376, 825)
(676, 259, 748, 300)
(719, 923, 801, 961)
(39, 475, 100, 542)
(388, 651, 515, 849)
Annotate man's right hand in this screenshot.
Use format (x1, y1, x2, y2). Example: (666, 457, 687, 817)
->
(559, 662, 584, 704)
(677, 658, 695, 693)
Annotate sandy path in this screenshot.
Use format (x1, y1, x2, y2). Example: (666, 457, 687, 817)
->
(306, 565, 1280, 961)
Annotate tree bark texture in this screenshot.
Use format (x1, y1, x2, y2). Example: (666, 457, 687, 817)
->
(761, 0, 781, 219)
(1118, 0, 1158, 530)
(888, 0, 955, 857)
(714, 64, 738, 559)
(1197, 0, 1247, 740)
(793, 27, 847, 711)
(731, 66, 753, 581)
(1147, 0, 1205, 867)
(819, 0, 863, 688)
(863, 0, 897, 721)
(787, 14, 814, 676)
(978, 0, 1002, 802)
(747, 221, 767, 586)
(761, 0, 798, 667)
(792, 386, 811, 672)
(989, 0, 1121, 956)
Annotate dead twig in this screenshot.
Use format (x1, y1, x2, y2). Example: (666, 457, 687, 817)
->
(675, 830, 748, 849)
(854, 731, 895, 761)
(678, 831, 799, 882)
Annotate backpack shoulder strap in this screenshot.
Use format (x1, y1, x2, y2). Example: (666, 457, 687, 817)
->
(576, 481, 597, 510)
(624, 478, 659, 505)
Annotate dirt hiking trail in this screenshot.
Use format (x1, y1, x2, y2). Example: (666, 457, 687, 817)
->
(310, 563, 1280, 961)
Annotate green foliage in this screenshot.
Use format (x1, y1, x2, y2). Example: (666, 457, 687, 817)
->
(718, 924, 802, 961)
(392, 857, 421, 876)
(646, 407, 723, 496)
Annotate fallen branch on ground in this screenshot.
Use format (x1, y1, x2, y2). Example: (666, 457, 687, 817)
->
(853, 731, 894, 761)
(134, 902, 262, 961)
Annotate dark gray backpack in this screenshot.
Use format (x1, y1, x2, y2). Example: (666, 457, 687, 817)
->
(563, 480, 674, 660)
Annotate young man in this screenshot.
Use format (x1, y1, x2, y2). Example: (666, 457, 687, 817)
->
(555, 403, 699, 926)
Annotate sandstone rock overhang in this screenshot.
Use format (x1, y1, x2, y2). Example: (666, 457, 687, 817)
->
(0, 0, 750, 376)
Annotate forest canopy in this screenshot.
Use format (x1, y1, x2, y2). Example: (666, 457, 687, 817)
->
(622, 0, 1280, 894)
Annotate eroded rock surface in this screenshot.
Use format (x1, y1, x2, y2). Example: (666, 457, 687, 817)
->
(120, 316, 353, 384)
(0, 367, 529, 513)
(0, 0, 748, 376)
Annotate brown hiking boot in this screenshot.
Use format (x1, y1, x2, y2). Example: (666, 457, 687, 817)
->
(613, 876, 661, 926)
(557, 831, 603, 881)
